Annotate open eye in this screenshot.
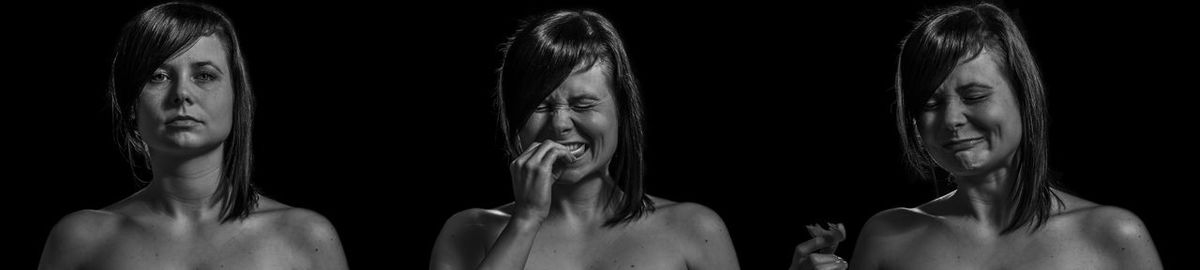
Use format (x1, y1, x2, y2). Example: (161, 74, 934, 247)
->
(149, 71, 170, 83)
(194, 72, 218, 82)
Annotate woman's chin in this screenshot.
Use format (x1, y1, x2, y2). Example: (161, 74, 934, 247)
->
(553, 166, 595, 185)
(938, 149, 995, 174)
(554, 171, 583, 184)
(152, 135, 222, 154)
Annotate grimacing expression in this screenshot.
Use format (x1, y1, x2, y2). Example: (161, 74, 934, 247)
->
(919, 49, 1023, 176)
(519, 63, 619, 183)
(137, 35, 235, 156)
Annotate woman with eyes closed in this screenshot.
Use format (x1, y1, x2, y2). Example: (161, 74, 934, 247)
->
(37, 2, 347, 269)
(430, 10, 740, 270)
(848, 3, 1161, 270)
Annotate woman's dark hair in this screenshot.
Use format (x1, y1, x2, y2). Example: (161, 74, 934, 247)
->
(496, 10, 653, 226)
(895, 3, 1061, 235)
(108, 2, 257, 223)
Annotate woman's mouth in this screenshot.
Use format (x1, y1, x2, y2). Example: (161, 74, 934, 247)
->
(165, 115, 203, 128)
(564, 143, 587, 159)
(942, 137, 984, 152)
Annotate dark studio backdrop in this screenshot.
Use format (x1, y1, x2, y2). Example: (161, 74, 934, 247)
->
(8, 0, 1187, 268)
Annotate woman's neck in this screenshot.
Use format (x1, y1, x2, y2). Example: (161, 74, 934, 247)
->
(145, 144, 225, 222)
(547, 172, 618, 228)
(950, 166, 1014, 234)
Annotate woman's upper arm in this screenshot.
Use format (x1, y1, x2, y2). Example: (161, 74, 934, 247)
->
(1089, 206, 1162, 269)
(431, 209, 497, 270)
(678, 203, 740, 270)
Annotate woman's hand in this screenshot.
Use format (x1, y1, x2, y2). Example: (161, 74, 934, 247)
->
(790, 223, 847, 270)
(508, 140, 576, 225)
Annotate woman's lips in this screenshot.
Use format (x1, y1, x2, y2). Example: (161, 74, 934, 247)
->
(165, 115, 203, 128)
(564, 143, 587, 159)
(943, 137, 983, 151)
(166, 119, 201, 128)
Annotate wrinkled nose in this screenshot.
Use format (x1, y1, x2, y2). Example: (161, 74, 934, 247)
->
(550, 107, 574, 136)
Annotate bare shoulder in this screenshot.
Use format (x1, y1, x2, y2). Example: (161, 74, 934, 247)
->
(45, 209, 124, 245)
(862, 191, 959, 239)
(1081, 206, 1150, 241)
(442, 203, 516, 233)
(850, 206, 941, 269)
(650, 197, 723, 224)
(253, 197, 340, 243)
(39, 209, 125, 268)
(861, 207, 941, 238)
(431, 204, 514, 269)
(251, 196, 348, 268)
(1064, 202, 1153, 247)
(1052, 191, 1149, 241)
(644, 196, 739, 268)
(438, 204, 513, 240)
(646, 196, 730, 239)
(1051, 192, 1162, 268)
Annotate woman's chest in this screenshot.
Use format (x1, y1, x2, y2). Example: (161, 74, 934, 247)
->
(87, 229, 311, 270)
(887, 229, 1114, 270)
(522, 229, 688, 270)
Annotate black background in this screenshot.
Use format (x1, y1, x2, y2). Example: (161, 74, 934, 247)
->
(8, 0, 1187, 268)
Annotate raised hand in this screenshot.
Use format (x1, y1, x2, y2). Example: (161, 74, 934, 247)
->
(790, 223, 847, 270)
(508, 140, 577, 224)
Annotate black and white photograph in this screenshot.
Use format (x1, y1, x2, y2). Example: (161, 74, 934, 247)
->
(10, 0, 1186, 269)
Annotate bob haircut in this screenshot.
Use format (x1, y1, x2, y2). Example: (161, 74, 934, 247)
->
(108, 2, 257, 223)
(895, 3, 1061, 234)
(496, 10, 653, 226)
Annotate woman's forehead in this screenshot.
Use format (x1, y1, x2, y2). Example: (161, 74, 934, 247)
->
(938, 49, 1007, 93)
(550, 63, 612, 99)
(164, 35, 228, 68)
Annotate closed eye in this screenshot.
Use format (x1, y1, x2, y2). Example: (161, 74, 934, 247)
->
(572, 103, 598, 111)
(962, 94, 989, 104)
(922, 99, 941, 111)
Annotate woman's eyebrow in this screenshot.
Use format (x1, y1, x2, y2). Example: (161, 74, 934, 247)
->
(191, 61, 225, 73)
(570, 95, 601, 101)
(955, 82, 992, 92)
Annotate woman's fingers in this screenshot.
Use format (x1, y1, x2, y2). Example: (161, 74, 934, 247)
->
(539, 145, 576, 171)
(790, 247, 847, 270)
(806, 223, 846, 254)
(808, 254, 847, 270)
(509, 144, 564, 223)
(794, 235, 831, 257)
(525, 140, 563, 171)
(510, 142, 542, 173)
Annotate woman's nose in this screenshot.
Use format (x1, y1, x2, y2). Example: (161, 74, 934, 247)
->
(169, 80, 196, 106)
(942, 99, 968, 131)
(550, 107, 574, 135)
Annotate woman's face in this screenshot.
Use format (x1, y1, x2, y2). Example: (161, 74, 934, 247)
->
(519, 63, 619, 184)
(918, 49, 1022, 176)
(137, 35, 234, 156)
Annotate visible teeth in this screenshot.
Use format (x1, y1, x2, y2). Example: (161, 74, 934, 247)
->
(566, 144, 583, 151)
